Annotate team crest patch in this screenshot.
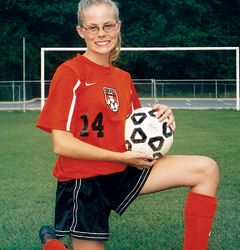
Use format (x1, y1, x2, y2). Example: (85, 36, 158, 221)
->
(103, 87, 119, 112)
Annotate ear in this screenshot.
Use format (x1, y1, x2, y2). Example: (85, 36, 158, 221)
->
(76, 25, 85, 39)
(117, 21, 121, 33)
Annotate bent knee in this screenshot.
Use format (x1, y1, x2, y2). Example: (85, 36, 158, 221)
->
(201, 157, 220, 184)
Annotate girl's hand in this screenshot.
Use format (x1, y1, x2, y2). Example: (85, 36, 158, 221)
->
(152, 104, 176, 131)
(119, 151, 158, 169)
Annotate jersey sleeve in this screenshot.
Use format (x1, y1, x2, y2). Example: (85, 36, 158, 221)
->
(130, 79, 141, 110)
(36, 64, 80, 133)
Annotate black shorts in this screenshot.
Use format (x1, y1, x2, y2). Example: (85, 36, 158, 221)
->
(54, 167, 151, 241)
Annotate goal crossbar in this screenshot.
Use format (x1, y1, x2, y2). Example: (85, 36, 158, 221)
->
(41, 46, 240, 110)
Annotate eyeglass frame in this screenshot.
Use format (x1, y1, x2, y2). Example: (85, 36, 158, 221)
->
(80, 20, 119, 35)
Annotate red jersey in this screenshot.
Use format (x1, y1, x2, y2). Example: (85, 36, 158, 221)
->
(37, 54, 141, 181)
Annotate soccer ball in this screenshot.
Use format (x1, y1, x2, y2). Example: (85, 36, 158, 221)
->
(125, 107, 174, 157)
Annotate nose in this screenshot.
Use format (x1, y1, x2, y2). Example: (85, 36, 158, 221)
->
(98, 27, 106, 36)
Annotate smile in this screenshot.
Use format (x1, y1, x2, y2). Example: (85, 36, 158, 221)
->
(95, 41, 110, 46)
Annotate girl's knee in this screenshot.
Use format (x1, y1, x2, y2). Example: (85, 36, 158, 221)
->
(201, 157, 220, 184)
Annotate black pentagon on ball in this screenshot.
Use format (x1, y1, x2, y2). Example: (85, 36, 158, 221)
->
(148, 136, 164, 151)
(162, 121, 173, 138)
(153, 152, 163, 158)
(130, 127, 147, 143)
(131, 112, 147, 125)
(125, 140, 132, 151)
(148, 109, 157, 117)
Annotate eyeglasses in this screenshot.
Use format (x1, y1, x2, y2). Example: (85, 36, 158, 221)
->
(81, 21, 118, 35)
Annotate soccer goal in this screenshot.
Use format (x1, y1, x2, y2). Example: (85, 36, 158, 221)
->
(40, 47, 239, 110)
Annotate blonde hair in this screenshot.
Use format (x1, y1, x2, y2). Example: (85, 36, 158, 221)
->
(77, 0, 121, 62)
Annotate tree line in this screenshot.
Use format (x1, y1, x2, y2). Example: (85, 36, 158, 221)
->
(0, 0, 239, 81)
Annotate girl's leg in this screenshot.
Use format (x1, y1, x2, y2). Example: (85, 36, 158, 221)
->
(139, 155, 220, 250)
(140, 155, 219, 196)
(40, 226, 69, 250)
(43, 240, 69, 250)
(71, 237, 104, 250)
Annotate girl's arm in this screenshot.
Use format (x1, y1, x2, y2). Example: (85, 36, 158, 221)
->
(52, 129, 156, 168)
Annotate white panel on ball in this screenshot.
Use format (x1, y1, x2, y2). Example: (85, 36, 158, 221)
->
(125, 107, 174, 157)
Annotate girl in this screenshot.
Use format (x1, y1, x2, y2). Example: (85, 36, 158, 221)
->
(37, 0, 220, 249)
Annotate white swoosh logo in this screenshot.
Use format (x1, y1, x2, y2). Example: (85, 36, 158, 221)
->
(85, 82, 97, 86)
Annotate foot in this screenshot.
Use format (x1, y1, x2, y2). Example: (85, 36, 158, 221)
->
(39, 225, 57, 244)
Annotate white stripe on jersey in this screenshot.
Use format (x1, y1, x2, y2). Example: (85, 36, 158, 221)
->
(66, 80, 81, 131)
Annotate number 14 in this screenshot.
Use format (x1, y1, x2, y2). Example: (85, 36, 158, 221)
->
(80, 112, 104, 137)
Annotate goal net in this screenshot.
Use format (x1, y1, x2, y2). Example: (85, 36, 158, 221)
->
(40, 47, 239, 110)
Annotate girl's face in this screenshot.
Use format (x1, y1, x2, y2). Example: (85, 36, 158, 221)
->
(77, 4, 120, 65)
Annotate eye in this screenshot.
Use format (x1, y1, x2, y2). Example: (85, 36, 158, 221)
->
(104, 23, 114, 31)
(88, 26, 98, 32)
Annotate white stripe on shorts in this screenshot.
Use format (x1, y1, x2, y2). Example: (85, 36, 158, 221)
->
(70, 179, 81, 231)
(115, 168, 151, 214)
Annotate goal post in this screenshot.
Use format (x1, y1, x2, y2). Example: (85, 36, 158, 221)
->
(40, 47, 240, 110)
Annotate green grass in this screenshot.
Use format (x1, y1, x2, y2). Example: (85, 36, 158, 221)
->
(0, 110, 239, 249)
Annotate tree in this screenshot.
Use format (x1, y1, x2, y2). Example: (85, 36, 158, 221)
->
(0, 0, 81, 80)
(0, 0, 239, 80)
(116, 0, 239, 79)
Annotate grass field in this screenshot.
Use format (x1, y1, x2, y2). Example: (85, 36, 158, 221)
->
(0, 110, 239, 250)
